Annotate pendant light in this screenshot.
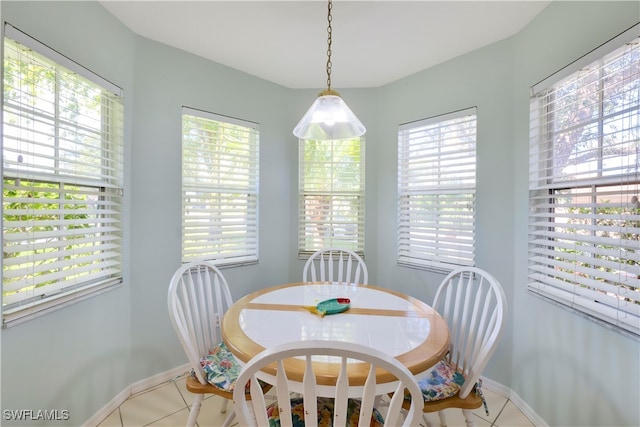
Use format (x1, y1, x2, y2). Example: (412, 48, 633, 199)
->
(293, 0, 366, 140)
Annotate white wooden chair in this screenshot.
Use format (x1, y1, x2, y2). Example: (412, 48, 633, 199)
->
(168, 261, 262, 427)
(233, 340, 424, 427)
(403, 267, 507, 427)
(303, 248, 368, 285)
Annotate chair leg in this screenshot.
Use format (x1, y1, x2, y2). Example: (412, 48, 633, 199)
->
(462, 409, 476, 427)
(422, 413, 436, 427)
(221, 397, 228, 413)
(220, 409, 236, 427)
(186, 394, 203, 427)
(438, 410, 447, 427)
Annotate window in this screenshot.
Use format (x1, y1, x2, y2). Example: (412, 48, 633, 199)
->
(2, 25, 124, 325)
(528, 25, 639, 336)
(298, 137, 365, 256)
(181, 107, 259, 265)
(397, 108, 477, 271)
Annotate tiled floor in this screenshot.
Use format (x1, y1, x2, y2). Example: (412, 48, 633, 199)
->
(97, 372, 535, 427)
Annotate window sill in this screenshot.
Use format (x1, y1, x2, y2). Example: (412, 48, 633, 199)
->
(2, 279, 123, 329)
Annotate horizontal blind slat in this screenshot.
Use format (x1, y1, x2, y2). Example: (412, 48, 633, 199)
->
(2, 32, 125, 317)
(528, 30, 640, 335)
(181, 109, 259, 263)
(298, 137, 365, 254)
(397, 108, 477, 270)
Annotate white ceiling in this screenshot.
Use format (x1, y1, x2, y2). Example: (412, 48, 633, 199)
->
(99, 0, 550, 89)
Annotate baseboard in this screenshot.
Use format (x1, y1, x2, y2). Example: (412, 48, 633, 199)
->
(129, 363, 190, 395)
(83, 386, 130, 427)
(481, 376, 548, 427)
(479, 376, 511, 398)
(82, 363, 190, 427)
(508, 388, 549, 427)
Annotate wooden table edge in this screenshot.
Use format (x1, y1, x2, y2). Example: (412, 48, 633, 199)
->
(221, 282, 450, 383)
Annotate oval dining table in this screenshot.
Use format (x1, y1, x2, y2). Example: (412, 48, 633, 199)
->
(221, 281, 450, 394)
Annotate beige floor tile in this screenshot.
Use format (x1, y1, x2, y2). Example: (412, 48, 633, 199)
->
(146, 407, 191, 426)
(119, 383, 187, 427)
(173, 375, 197, 406)
(494, 401, 535, 427)
(193, 395, 237, 427)
(173, 373, 221, 407)
(111, 377, 534, 427)
(97, 409, 122, 427)
(419, 389, 507, 427)
(475, 388, 509, 424)
(423, 409, 493, 427)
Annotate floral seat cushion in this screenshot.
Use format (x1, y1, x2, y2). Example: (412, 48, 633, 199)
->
(412, 359, 490, 415)
(417, 359, 466, 401)
(266, 396, 385, 427)
(199, 342, 242, 391)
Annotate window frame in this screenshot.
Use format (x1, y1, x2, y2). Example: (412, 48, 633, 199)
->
(1, 24, 125, 326)
(181, 107, 259, 266)
(528, 24, 640, 337)
(297, 137, 365, 257)
(397, 107, 477, 272)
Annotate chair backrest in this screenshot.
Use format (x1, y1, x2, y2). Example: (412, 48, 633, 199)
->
(433, 267, 507, 399)
(302, 248, 368, 285)
(233, 340, 423, 427)
(168, 260, 234, 385)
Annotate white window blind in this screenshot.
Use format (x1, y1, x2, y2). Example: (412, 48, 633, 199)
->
(397, 108, 477, 271)
(2, 26, 124, 325)
(528, 25, 640, 336)
(182, 107, 259, 265)
(298, 138, 365, 256)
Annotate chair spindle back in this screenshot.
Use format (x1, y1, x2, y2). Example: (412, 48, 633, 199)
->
(433, 267, 507, 398)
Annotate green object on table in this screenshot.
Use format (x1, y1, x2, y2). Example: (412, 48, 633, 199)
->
(303, 298, 351, 317)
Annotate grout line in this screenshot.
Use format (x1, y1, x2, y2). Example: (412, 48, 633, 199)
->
(116, 380, 533, 427)
(170, 376, 191, 408)
(128, 380, 173, 399)
(490, 398, 511, 427)
(142, 406, 189, 427)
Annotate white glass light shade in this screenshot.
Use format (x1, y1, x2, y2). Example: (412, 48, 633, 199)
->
(293, 94, 366, 140)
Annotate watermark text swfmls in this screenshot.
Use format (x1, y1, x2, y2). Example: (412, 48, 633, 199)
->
(3, 409, 70, 421)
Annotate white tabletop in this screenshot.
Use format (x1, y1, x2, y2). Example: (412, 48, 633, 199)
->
(239, 283, 433, 358)
(222, 282, 450, 385)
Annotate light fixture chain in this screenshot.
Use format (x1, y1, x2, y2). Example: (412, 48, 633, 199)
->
(292, 0, 366, 139)
(326, 0, 333, 91)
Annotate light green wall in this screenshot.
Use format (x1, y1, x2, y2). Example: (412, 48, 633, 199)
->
(1, 1, 638, 426)
(373, 2, 639, 426)
(511, 2, 640, 426)
(127, 34, 303, 377)
(1, 1, 135, 425)
(376, 30, 519, 391)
